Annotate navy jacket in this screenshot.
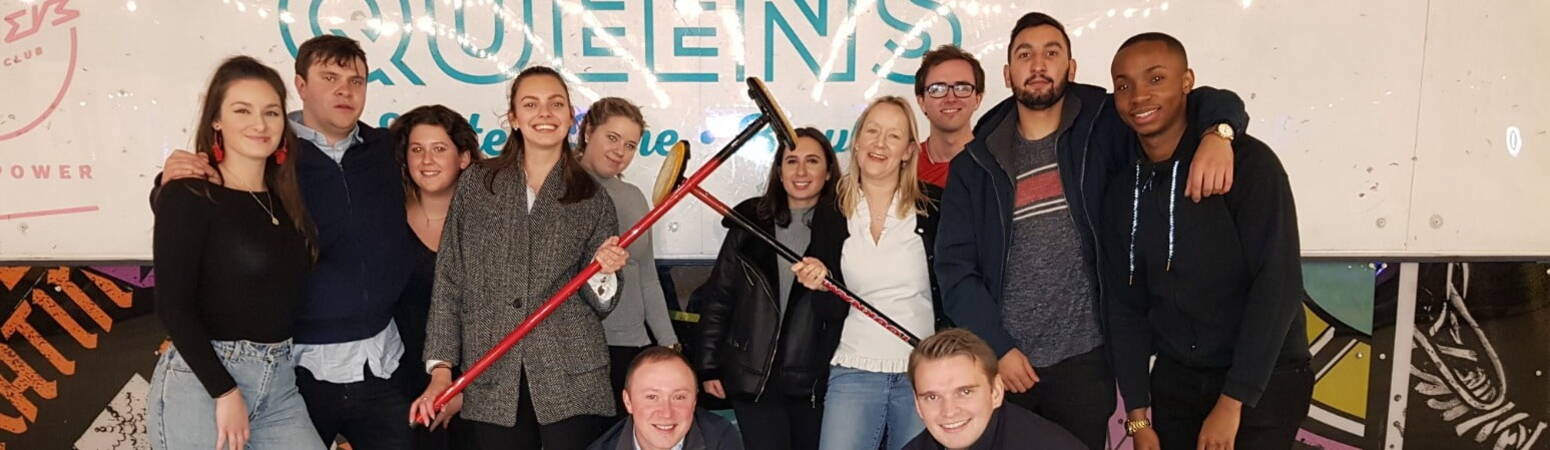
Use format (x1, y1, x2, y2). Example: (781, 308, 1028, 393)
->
(587, 408, 744, 450)
(290, 123, 416, 344)
(933, 83, 1249, 357)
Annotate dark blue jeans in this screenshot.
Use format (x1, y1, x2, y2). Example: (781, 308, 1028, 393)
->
(296, 364, 413, 449)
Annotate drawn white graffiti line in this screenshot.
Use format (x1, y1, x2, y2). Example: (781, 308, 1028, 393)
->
(1410, 263, 1547, 449)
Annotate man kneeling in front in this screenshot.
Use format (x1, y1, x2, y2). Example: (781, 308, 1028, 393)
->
(590, 346, 743, 450)
(905, 329, 1086, 449)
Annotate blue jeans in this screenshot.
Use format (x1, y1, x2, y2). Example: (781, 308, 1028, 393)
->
(818, 365, 924, 450)
(148, 340, 325, 450)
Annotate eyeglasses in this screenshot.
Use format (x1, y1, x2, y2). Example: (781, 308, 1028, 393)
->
(924, 82, 978, 98)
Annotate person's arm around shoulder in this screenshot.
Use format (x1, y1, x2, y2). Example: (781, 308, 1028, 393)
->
(1182, 86, 1252, 202)
(149, 150, 223, 211)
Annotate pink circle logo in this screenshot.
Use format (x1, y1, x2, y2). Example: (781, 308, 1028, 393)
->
(0, 0, 81, 142)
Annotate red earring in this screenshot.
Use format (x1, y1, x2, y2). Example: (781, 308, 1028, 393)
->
(212, 133, 226, 162)
(274, 146, 289, 165)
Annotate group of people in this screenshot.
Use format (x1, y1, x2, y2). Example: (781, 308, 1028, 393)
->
(145, 9, 1312, 450)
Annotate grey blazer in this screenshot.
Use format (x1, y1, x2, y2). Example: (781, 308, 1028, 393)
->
(425, 162, 620, 426)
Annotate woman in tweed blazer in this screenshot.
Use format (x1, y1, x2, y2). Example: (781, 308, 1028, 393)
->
(412, 66, 630, 450)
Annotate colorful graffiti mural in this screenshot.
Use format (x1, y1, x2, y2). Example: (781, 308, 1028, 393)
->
(4, 262, 1549, 449)
(0, 266, 159, 450)
(1297, 263, 1380, 450)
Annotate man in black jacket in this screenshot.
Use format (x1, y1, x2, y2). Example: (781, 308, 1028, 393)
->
(589, 347, 743, 450)
(903, 329, 1084, 450)
(1102, 33, 1312, 450)
(933, 12, 1250, 449)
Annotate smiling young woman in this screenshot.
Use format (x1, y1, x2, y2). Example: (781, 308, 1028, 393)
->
(411, 66, 631, 450)
(692, 126, 844, 450)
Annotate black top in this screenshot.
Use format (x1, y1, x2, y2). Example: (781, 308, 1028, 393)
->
(1102, 130, 1310, 410)
(902, 404, 1086, 450)
(147, 123, 416, 345)
(153, 179, 311, 397)
(393, 230, 436, 395)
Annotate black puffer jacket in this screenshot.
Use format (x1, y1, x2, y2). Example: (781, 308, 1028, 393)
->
(692, 198, 842, 403)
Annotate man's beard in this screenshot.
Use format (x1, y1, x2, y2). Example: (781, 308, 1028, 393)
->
(1013, 71, 1068, 110)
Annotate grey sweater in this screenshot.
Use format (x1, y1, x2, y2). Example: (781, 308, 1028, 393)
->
(425, 163, 620, 426)
(596, 176, 679, 347)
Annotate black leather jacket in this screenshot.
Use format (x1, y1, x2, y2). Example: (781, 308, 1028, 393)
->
(692, 198, 842, 402)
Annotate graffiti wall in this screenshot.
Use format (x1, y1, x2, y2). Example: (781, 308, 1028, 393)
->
(1400, 263, 1549, 449)
(1097, 261, 1550, 450)
(4, 262, 1549, 449)
(0, 266, 159, 450)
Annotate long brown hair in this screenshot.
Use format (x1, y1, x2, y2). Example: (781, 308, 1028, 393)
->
(756, 127, 841, 227)
(186, 55, 317, 260)
(479, 66, 597, 204)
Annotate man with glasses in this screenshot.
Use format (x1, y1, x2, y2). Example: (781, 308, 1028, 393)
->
(914, 45, 987, 188)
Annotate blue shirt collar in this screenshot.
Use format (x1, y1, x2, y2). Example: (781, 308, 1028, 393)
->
(287, 111, 361, 149)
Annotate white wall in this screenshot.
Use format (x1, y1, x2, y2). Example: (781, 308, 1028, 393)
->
(0, 0, 1546, 260)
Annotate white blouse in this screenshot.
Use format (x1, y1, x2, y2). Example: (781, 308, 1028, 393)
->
(830, 194, 936, 373)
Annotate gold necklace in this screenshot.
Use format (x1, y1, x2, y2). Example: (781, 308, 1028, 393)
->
(251, 190, 279, 226)
(418, 199, 447, 229)
(222, 166, 279, 226)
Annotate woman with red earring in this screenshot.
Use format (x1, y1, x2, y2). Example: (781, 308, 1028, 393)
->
(147, 55, 322, 450)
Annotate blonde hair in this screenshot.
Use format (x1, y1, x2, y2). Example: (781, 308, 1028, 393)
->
(837, 96, 931, 219)
(908, 329, 999, 385)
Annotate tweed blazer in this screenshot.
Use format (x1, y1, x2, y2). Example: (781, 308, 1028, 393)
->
(425, 161, 620, 426)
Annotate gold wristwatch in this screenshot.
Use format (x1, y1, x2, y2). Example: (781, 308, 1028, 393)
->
(1209, 122, 1235, 141)
(1125, 418, 1152, 435)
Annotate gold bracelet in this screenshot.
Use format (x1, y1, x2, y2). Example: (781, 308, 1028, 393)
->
(1125, 418, 1152, 435)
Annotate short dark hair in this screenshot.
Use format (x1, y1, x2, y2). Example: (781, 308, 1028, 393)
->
(1007, 12, 1071, 59)
(1117, 32, 1189, 66)
(294, 35, 368, 78)
(390, 104, 479, 201)
(624, 346, 695, 389)
(913, 44, 986, 97)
